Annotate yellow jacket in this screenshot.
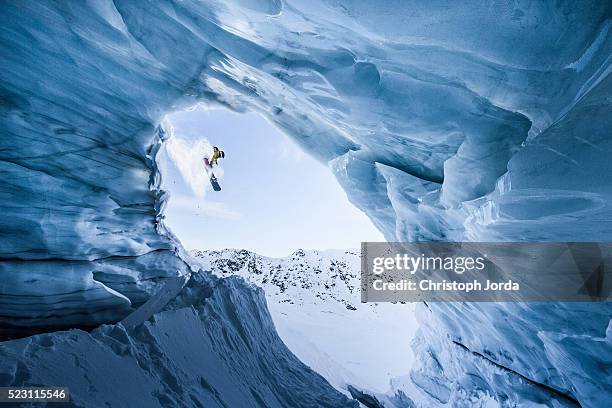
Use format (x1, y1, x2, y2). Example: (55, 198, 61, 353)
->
(209, 148, 223, 165)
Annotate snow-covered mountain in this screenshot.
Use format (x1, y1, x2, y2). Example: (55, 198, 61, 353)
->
(191, 248, 417, 394)
(192, 248, 361, 310)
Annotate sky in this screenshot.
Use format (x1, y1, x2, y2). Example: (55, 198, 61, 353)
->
(157, 106, 384, 257)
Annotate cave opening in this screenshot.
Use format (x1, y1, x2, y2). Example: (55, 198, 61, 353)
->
(155, 105, 418, 392)
(157, 105, 384, 257)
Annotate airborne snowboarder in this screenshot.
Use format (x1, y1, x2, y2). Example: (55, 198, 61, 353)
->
(203, 146, 225, 192)
(207, 146, 225, 166)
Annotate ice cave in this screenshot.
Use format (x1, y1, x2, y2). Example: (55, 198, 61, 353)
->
(0, 1, 611, 407)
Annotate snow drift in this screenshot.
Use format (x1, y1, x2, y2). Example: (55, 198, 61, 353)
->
(1, 1, 611, 407)
(0, 272, 355, 407)
(192, 248, 417, 393)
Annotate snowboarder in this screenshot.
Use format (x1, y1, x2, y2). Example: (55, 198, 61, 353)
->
(203, 146, 225, 192)
(206, 146, 225, 167)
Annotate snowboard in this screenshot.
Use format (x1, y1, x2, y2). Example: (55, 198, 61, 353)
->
(203, 158, 221, 191)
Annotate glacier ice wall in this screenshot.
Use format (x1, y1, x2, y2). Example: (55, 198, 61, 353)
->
(1, 0, 611, 406)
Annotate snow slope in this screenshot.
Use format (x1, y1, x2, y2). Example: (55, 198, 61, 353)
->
(0, 271, 357, 408)
(1, 1, 611, 407)
(191, 248, 417, 393)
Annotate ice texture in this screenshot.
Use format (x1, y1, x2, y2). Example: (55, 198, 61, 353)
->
(0, 272, 355, 407)
(1, 1, 611, 407)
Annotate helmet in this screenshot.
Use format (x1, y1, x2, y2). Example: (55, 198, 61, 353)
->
(219, 151, 225, 158)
